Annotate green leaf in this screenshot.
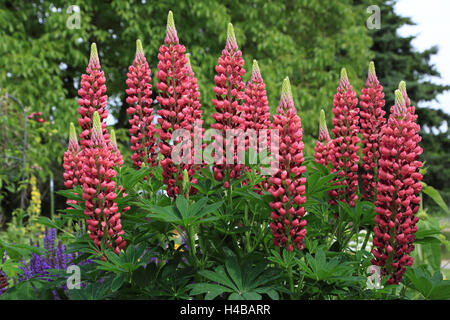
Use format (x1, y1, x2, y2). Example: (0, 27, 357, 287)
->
(111, 273, 125, 292)
(422, 182, 450, 214)
(175, 195, 189, 218)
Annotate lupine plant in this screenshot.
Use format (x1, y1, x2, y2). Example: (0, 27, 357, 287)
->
(2, 11, 450, 301)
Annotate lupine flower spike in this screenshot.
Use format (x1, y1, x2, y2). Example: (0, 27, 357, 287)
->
(79, 112, 126, 256)
(185, 53, 203, 122)
(241, 60, 271, 192)
(241, 60, 271, 132)
(211, 23, 246, 188)
(360, 61, 386, 201)
(269, 78, 307, 251)
(156, 11, 197, 198)
(328, 68, 360, 207)
(372, 88, 423, 284)
(77, 43, 110, 149)
(126, 39, 157, 173)
(314, 109, 332, 167)
(63, 123, 82, 208)
(183, 53, 204, 187)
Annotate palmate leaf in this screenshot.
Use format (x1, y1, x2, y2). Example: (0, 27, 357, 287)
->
(137, 196, 223, 227)
(188, 283, 233, 300)
(405, 267, 450, 300)
(191, 252, 281, 300)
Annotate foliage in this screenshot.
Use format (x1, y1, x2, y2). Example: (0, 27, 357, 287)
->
(1, 158, 448, 300)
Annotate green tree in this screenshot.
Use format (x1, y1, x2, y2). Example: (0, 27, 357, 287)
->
(0, 0, 372, 213)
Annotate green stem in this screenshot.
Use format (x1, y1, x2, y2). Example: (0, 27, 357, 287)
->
(287, 264, 295, 299)
(187, 225, 199, 268)
(244, 203, 251, 253)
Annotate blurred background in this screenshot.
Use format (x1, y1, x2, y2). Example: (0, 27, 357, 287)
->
(0, 0, 449, 263)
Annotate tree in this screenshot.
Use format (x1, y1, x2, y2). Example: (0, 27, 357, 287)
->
(0, 0, 373, 213)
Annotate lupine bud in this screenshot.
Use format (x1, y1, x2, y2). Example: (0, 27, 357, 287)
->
(398, 81, 418, 117)
(79, 112, 126, 255)
(126, 39, 157, 174)
(77, 43, 110, 149)
(314, 109, 332, 167)
(109, 129, 123, 167)
(328, 68, 360, 207)
(372, 87, 423, 285)
(360, 62, 386, 201)
(268, 78, 307, 251)
(211, 23, 246, 187)
(156, 11, 199, 198)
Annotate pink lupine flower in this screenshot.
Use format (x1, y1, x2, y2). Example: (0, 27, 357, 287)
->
(77, 43, 110, 149)
(182, 54, 204, 188)
(268, 78, 307, 251)
(240, 60, 271, 193)
(185, 54, 203, 123)
(63, 123, 81, 208)
(314, 109, 332, 167)
(155, 11, 197, 198)
(126, 39, 157, 172)
(79, 112, 126, 256)
(211, 23, 246, 187)
(328, 68, 360, 207)
(241, 60, 271, 132)
(372, 88, 423, 285)
(109, 129, 124, 167)
(360, 62, 386, 201)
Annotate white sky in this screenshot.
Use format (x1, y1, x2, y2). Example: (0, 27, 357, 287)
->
(395, 0, 450, 115)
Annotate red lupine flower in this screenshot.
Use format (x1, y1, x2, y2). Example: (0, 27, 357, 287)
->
(126, 39, 157, 172)
(63, 122, 82, 208)
(211, 23, 246, 188)
(240, 60, 271, 192)
(314, 109, 332, 167)
(268, 78, 307, 251)
(79, 112, 126, 255)
(372, 88, 423, 285)
(360, 62, 386, 201)
(328, 68, 360, 207)
(110, 129, 124, 167)
(77, 43, 110, 149)
(155, 11, 197, 198)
